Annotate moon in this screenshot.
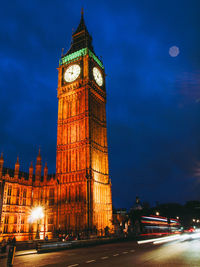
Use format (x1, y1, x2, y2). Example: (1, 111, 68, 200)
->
(169, 46, 180, 57)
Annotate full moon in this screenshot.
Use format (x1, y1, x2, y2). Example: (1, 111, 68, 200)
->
(169, 46, 180, 57)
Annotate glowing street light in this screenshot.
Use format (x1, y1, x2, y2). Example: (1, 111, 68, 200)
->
(29, 206, 44, 222)
(156, 211, 160, 216)
(29, 206, 44, 239)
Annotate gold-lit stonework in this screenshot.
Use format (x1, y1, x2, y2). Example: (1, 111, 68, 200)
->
(56, 12, 113, 234)
(0, 11, 113, 241)
(0, 152, 57, 241)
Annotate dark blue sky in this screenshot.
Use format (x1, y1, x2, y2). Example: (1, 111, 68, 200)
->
(0, 0, 200, 208)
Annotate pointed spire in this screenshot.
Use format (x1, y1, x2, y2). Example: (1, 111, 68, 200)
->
(29, 161, 33, 170)
(29, 161, 33, 180)
(15, 156, 20, 177)
(61, 48, 64, 57)
(64, 9, 94, 56)
(44, 162, 48, 182)
(73, 9, 88, 36)
(44, 162, 48, 172)
(35, 148, 42, 182)
(0, 153, 4, 165)
(36, 147, 42, 163)
(15, 156, 19, 165)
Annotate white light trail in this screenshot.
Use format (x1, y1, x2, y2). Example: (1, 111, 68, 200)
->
(153, 235, 180, 244)
(137, 234, 180, 245)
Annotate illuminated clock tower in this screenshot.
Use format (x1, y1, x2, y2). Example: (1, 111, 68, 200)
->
(56, 11, 113, 234)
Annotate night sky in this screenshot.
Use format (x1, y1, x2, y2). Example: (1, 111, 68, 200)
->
(1, 0, 200, 208)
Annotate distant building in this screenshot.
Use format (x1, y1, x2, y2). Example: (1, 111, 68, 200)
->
(113, 209, 129, 234)
(132, 196, 143, 210)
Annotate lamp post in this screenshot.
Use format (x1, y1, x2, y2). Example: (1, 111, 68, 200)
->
(36, 220, 40, 239)
(29, 206, 44, 240)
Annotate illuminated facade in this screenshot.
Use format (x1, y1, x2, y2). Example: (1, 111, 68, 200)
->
(56, 11, 113, 234)
(0, 11, 112, 241)
(0, 152, 57, 241)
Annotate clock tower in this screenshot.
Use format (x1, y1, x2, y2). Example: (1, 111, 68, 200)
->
(56, 11, 113, 234)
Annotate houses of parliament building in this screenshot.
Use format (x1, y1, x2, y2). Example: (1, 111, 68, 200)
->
(0, 11, 113, 241)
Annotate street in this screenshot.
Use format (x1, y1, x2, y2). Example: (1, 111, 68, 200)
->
(13, 237, 200, 266)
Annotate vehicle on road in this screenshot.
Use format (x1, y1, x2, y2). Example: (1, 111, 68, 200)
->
(134, 215, 181, 238)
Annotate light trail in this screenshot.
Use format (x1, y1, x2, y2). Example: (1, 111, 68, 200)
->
(137, 234, 180, 244)
(138, 232, 200, 246)
(153, 235, 181, 244)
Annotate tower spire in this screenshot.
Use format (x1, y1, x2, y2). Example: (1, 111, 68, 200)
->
(64, 10, 94, 56)
(44, 162, 48, 182)
(36, 147, 42, 163)
(73, 10, 88, 35)
(29, 161, 33, 180)
(15, 156, 20, 178)
(35, 148, 42, 182)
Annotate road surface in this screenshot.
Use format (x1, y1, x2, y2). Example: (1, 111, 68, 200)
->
(13, 237, 200, 266)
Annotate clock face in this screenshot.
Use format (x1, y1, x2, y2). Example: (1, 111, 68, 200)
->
(93, 67, 103, 86)
(64, 64, 81, 83)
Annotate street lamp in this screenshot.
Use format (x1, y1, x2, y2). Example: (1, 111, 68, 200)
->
(156, 211, 160, 216)
(29, 206, 44, 239)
